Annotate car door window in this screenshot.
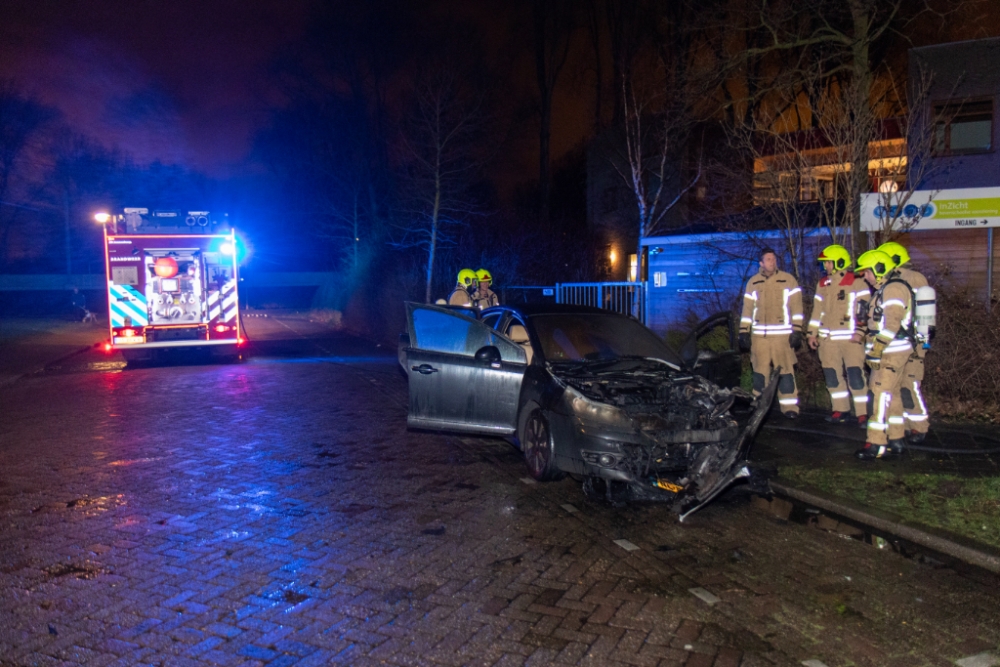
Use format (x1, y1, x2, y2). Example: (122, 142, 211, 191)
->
(410, 305, 525, 363)
(481, 313, 502, 330)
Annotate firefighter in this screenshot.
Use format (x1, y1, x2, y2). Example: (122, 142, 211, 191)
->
(853, 249, 914, 460)
(739, 247, 804, 418)
(878, 241, 931, 444)
(472, 268, 499, 309)
(448, 268, 477, 307)
(806, 245, 870, 427)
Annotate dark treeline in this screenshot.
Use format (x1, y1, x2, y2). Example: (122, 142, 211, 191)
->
(0, 0, 992, 338)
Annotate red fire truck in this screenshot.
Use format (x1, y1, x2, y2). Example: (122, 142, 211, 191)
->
(100, 208, 244, 362)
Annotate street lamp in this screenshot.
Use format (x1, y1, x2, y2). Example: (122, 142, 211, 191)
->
(94, 212, 111, 224)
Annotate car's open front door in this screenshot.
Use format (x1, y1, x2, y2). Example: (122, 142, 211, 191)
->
(403, 303, 526, 435)
(678, 311, 742, 389)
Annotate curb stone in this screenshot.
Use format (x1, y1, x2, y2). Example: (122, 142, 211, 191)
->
(770, 479, 1000, 574)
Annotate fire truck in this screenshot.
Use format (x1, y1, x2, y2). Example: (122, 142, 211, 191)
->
(100, 208, 244, 362)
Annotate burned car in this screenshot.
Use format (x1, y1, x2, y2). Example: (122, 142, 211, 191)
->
(399, 303, 777, 519)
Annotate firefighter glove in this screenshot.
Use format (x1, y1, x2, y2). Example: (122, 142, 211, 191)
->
(928, 325, 936, 342)
(866, 337, 888, 370)
(789, 331, 803, 350)
(738, 332, 751, 352)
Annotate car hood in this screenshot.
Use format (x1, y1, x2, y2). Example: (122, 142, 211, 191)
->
(553, 361, 747, 437)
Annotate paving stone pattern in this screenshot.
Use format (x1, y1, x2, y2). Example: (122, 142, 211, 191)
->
(1, 328, 999, 666)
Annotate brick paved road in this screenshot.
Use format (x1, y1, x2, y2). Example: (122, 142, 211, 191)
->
(1, 316, 998, 666)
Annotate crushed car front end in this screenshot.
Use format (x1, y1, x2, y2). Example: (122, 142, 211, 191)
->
(546, 362, 777, 518)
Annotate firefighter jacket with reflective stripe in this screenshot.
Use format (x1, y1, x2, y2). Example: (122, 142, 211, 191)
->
(807, 270, 871, 341)
(472, 287, 499, 309)
(740, 270, 804, 336)
(865, 279, 914, 355)
(448, 286, 473, 307)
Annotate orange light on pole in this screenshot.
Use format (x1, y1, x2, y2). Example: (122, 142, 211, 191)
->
(94, 212, 111, 224)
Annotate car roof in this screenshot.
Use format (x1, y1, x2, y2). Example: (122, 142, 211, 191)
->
(484, 303, 623, 317)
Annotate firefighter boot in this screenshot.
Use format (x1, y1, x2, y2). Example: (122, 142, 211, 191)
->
(825, 411, 851, 423)
(907, 431, 926, 444)
(855, 442, 896, 461)
(888, 438, 907, 457)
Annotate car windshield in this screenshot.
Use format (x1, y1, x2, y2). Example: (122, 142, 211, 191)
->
(529, 313, 682, 366)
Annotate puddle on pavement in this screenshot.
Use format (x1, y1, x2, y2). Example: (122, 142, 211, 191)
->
(40, 361, 127, 376)
(43, 560, 108, 580)
(108, 457, 163, 466)
(32, 494, 125, 514)
(282, 590, 309, 604)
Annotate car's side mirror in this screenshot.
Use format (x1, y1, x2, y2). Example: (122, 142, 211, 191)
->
(474, 345, 502, 366)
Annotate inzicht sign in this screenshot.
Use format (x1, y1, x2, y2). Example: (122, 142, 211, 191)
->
(860, 187, 1000, 231)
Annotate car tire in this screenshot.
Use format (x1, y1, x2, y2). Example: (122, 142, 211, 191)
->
(521, 410, 564, 482)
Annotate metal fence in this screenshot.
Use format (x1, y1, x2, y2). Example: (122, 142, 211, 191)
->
(555, 282, 647, 324)
(499, 286, 558, 305)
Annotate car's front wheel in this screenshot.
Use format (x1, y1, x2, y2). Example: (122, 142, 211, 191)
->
(521, 410, 564, 482)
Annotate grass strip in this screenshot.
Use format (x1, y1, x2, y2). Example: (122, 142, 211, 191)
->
(779, 466, 1000, 549)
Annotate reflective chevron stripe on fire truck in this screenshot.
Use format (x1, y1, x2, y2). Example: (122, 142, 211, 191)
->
(108, 284, 149, 327)
(207, 279, 237, 323)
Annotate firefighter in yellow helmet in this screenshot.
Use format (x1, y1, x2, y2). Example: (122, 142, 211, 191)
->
(806, 244, 871, 426)
(853, 249, 913, 460)
(472, 268, 499, 309)
(448, 268, 477, 307)
(738, 247, 804, 418)
(878, 241, 932, 443)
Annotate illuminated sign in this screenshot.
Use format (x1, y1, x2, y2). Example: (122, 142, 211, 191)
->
(110, 256, 141, 262)
(861, 187, 1000, 231)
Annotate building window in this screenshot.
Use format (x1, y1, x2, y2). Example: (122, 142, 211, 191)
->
(934, 100, 993, 155)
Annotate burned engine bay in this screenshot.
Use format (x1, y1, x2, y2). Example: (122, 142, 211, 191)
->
(555, 360, 768, 516)
(558, 361, 750, 436)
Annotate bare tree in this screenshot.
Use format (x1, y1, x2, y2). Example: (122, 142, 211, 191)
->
(0, 81, 54, 266)
(727, 55, 954, 281)
(532, 0, 574, 223)
(725, 0, 962, 253)
(862, 64, 956, 247)
(394, 69, 490, 303)
(616, 79, 703, 275)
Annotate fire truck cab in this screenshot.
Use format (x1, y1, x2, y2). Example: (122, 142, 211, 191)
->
(101, 208, 243, 362)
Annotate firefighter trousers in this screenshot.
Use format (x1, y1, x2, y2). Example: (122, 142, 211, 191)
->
(750, 334, 799, 414)
(818, 338, 868, 416)
(902, 349, 929, 434)
(867, 350, 911, 445)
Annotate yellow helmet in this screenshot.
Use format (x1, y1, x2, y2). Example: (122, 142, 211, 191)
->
(457, 268, 477, 288)
(878, 241, 910, 267)
(817, 244, 851, 271)
(855, 250, 896, 280)
(475, 268, 493, 284)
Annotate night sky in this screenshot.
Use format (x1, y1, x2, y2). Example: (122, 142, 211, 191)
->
(0, 1, 312, 178)
(0, 0, 596, 191)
